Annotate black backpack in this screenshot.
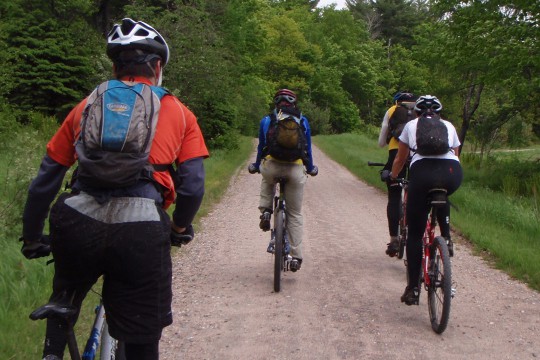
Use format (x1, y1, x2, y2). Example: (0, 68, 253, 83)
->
(414, 114, 450, 155)
(387, 101, 416, 143)
(265, 109, 308, 162)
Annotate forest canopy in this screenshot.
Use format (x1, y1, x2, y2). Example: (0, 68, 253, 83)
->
(0, 0, 538, 151)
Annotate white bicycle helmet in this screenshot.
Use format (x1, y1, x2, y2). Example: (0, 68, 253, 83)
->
(414, 95, 443, 114)
(106, 18, 170, 66)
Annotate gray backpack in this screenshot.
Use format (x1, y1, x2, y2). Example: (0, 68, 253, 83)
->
(75, 80, 170, 188)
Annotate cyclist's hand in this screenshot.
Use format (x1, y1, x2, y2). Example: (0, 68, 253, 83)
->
(170, 224, 194, 247)
(307, 165, 318, 176)
(20, 235, 51, 259)
(248, 163, 260, 174)
(380, 169, 391, 182)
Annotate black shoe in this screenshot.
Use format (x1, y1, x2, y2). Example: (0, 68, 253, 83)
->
(290, 258, 302, 272)
(259, 211, 271, 231)
(445, 237, 454, 257)
(401, 286, 420, 305)
(385, 237, 399, 257)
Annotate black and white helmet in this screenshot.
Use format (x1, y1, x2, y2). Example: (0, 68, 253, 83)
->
(414, 95, 443, 114)
(106, 18, 170, 66)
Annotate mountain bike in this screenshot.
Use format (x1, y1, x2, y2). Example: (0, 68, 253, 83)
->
(30, 286, 125, 360)
(248, 166, 292, 292)
(30, 290, 124, 360)
(368, 161, 407, 259)
(268, 177, 293, 292)
(406, 185, 454, 334)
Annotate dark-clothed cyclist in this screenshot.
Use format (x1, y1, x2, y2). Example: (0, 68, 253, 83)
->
(20, 18, 209, 360)
(390, 95, 463, 305)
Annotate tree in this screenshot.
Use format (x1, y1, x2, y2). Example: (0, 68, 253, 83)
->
(2, 0, 101, 119)
(420, 0, 540, 149)
(348, 0, 424, 47)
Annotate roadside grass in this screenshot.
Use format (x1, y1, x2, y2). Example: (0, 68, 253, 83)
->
(0, 117, 253, 360)
(314, 133, 540, 292)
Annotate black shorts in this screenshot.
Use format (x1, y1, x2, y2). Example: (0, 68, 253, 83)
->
(48, 192, 173, 343)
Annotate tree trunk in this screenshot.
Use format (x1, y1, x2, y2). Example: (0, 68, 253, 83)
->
(459, 80, 484, 151)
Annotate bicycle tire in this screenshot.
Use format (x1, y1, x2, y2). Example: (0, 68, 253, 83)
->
(427, 236, 452, 334)
(397, 188, 407, 259)
(273, 208, 285, 292)
(397, 225, 406, 260)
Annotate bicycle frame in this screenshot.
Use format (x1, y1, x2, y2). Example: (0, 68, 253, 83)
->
(30, 290, 123, 360)
(421, 206, 438, 288)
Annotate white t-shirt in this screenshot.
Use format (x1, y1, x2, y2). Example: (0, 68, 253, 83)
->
(399, 117, 461, 166)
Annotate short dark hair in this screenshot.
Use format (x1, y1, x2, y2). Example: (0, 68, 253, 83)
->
(113, 49, 161, 79)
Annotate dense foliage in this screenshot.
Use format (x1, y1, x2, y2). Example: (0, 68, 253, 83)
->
(0, 0, 538, 150)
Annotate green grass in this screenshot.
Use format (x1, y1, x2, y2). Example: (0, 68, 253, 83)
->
(0, 119, 253, 360)
(314, 133, 540, 292)
(485, 145, 540, 162)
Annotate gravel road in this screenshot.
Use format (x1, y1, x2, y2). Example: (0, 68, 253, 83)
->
(159, 145, 539, 360)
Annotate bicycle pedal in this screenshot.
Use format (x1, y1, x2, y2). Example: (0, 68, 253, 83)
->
(284, 255, 292, 271)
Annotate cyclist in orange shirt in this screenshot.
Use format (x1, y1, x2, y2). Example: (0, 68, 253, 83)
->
(20, 19, 208, 360)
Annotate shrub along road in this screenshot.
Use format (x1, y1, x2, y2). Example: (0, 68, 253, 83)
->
(160, 145, 539, 359)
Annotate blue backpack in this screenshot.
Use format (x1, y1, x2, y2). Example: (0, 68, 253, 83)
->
(75, 80, 170, 188)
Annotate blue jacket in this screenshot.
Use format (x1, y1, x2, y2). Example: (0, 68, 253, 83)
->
(254, 110, 315, 172)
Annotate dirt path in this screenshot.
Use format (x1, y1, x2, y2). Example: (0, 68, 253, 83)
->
(160, 145, 539, 360)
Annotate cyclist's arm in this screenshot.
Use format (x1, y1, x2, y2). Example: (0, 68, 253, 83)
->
(302, 117, 315, 172)
(378, 109, 391, 148)
(254, 116, 270, 167)
(171, 157, 205, 232)
(22, 155, 69, 241)
(390, 141, 410, 179)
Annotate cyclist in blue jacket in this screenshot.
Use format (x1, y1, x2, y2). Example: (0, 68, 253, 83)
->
(249, 89, 318, 272)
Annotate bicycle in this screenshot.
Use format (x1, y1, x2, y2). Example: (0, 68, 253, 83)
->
(268, 177, 293, 292)
(30, 289, 125, 360)
(401, 184, 454, 334)
(368, 161, 407, 259)
(30, 262, 125, 360)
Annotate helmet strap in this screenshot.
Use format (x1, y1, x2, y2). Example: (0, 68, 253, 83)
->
(157, 67, 163, 86)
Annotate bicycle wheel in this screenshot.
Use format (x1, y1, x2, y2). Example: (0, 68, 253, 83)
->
(397, 188, 407, 259)
(427, 236, 452, 334)
(100, 322, 126, 360)
(273, 208, 285, 292)
(397, 223, 406, 260)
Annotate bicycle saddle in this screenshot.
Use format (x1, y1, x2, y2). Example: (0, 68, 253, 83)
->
(30, 303, 78, 321)
(427, 188, 447, 207)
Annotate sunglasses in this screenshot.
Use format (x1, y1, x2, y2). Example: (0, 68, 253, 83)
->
(274, 95, 296, 104)
(417, 104, 440, 110)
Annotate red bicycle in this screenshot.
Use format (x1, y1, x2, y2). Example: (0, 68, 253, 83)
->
(406, 185, 454, 334)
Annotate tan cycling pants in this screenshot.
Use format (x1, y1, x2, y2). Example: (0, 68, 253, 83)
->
(259, 158, 307, 259)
